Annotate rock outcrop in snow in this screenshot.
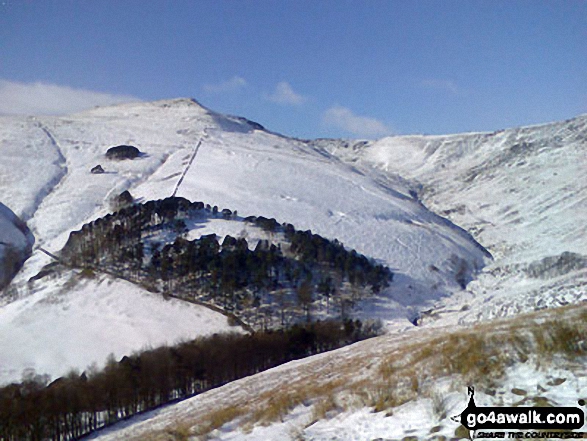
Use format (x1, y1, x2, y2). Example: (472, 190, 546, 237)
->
(105, 144, 142, 160)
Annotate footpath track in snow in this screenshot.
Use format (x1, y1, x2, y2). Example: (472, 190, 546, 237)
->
(22, 121, 69, 229)
(171, 129, 208, 197)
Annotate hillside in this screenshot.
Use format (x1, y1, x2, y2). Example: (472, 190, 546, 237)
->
(85, 110, 586, 440)
(0, 98, 489, 385)
(321, 114, 587, 324)
(0, 272, 240, 385)
(58, 196, 393, 329)
(0, 101, 584, 440)
(88, 303, 587, 441)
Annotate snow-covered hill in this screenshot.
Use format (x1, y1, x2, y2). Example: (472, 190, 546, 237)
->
(0, 98, 490, 384)
(82, 109, 586, 441)
(88, 303, 587, 441)
(0, 99, 585, 439)
(321, 115, 587, 324)
(0, 272, 240, 384)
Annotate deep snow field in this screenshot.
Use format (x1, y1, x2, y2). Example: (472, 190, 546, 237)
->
(0, 99, 585, 439)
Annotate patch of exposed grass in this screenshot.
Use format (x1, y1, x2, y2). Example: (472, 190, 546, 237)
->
(533, 319, 587, 357)
(192, 405, 245, 437)
(454, 423, 471, 439)
(311, 393, 339, 422)
(355, 304, 587, 416)
(164, 420, 192, 441)
(249, 391, 306, 426)
(431, 391, 450, 420)
(248, 380, 343, 427)
(79, 267, 97, 279)
(133, 304, 587, 440)
(370, 382, 402, 413)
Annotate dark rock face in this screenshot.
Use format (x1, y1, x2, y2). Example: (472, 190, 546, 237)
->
(91, 165, 105, 174)
(105, 145, 141, 160)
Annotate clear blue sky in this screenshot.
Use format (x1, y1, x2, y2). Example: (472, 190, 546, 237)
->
(1, 0, 585, 139)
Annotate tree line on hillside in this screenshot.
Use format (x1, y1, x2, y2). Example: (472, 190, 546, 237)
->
(60, 197, 393, 326)
(0, 319, 378, 441)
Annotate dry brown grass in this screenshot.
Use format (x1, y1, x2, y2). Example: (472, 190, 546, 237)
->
(133, 304, 586, 440)
(144, 406, 247, 440)
(347, 303, 587, 415)
(164, 421, 193, 441)
(311, 393, 339, 421)
(246, 379, 344, 428)
(248, 390, 305, 426)
(195, 405, 246, 436)
(533, 318, 587, 357)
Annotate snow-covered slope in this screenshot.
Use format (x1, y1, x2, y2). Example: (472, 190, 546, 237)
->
(87, 303, 587, 441)
(321, 115, 587, 323)
(0, 99, 492, 384)
(1, 99, 585, 441)
(0, 202, 34, 290)
(1, 99, 585, 439)
(0, 271, 240, 383)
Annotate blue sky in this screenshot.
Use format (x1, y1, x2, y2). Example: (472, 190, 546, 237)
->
(1, 0, 585, 139)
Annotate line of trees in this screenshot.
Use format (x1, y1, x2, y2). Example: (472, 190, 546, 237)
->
(59, 197, 393, 327)
(0, 319, 379, 441)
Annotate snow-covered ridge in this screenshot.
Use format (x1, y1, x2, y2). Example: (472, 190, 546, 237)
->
(321, 113, 587, 323)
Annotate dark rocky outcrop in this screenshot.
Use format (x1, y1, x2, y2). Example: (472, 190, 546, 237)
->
(91, 165, 105, 174)
(111, 190, 134, 211)
(105, 145, 142, 160)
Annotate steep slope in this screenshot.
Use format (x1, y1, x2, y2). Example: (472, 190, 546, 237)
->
(88, 303, 587, 441)
(0, 203, 34, 290)
(131, 125, 490, 324)
(0, 117, 66, 223)
(322, 115, 587, 323)
(1, 102, 585, 439)
(0, 98, 489, 385)
(0, 272, 240, 384)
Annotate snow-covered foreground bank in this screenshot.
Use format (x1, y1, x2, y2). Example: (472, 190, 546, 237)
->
(87, 303, 587, 441)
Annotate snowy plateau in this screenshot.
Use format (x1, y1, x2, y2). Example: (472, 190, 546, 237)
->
(0, 98, 585, 440)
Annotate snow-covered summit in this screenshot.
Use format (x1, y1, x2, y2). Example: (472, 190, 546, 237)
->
(77, 97, 267, 135)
